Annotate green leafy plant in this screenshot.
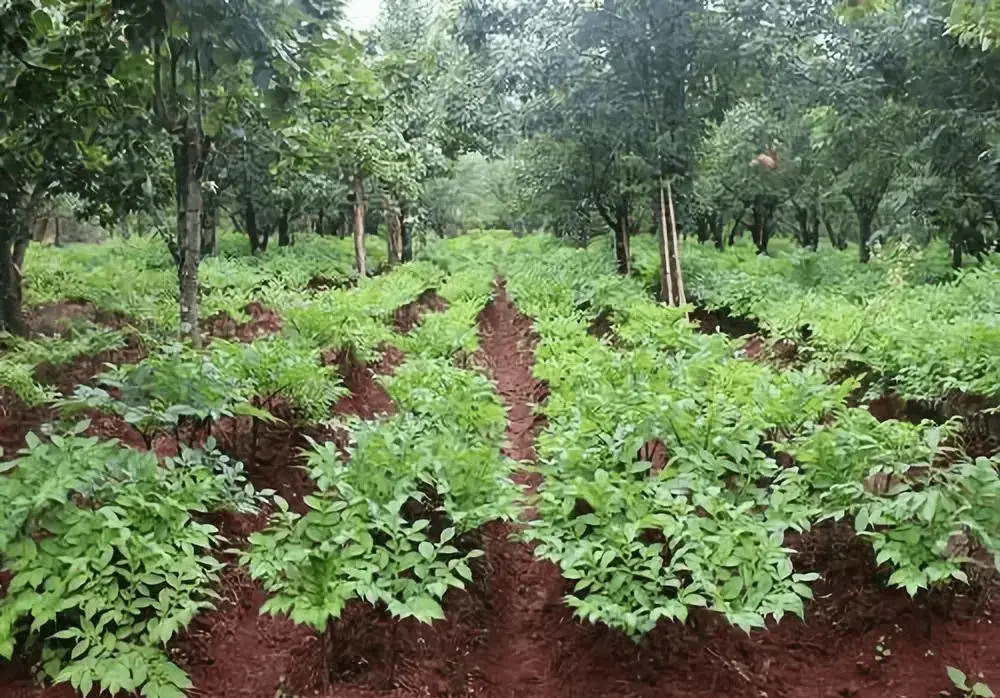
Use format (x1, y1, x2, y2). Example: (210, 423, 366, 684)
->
(209, 336, 347, 423)
(57, 343, 272, 448)
(948, 666, 995, 698)
(244, 321, 520, 637)
(0, 424, 262, 698)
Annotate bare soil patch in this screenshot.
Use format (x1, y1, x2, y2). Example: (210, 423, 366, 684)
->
(394, 289, 449, 334)
(204, 301, 282, 342)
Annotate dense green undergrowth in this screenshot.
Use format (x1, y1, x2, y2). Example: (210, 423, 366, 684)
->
(2, 231, 999, 697)
(633, 237, 1000, 402)
(501, 235, 1000, 635)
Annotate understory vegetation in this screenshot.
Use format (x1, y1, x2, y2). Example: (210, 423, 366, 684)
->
(2, 229, 998, 696)
(3, 0, 1000, 696)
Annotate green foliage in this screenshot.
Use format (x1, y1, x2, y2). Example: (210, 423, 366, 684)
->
(285, 259, 445, 360)
(244, 296, 518, 631)
(0, 324, 129, 405)
(667, 237, 1000, 400)
(57, 344, 271, 443)
(209, 336, 347, 423)
(492, 233, 1000, 636)
(0, 425, 261, 698)
(948, 666, 996, 698)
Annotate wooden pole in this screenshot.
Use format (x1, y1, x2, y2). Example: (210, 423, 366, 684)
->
(667, 179, 686, 306)
(658, 184, 675, 305)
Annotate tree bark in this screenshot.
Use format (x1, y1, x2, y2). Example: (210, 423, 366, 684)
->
(352, 174, 367, 278)
(751, 199, 774, 255)
(0, 232, 26, 336)
(278, 203, 292, 247)
(201, 195, 217, 258)
(858, 210, 874, 263)
(246, 198, 262, 255)
(178, 122, 203, 346)
(400, 202, 413, 262)
(711, 211, 724, 250)
(614, 207, 631, 275)
(950, 228, 964, 269)
(386, 199, 403, 266)
(727, 216, 743, 247)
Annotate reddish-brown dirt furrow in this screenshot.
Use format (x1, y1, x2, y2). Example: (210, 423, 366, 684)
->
(204, 301, 283, 343)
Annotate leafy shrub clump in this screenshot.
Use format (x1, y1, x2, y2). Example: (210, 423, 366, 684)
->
(0, 425, 263, 698)
(58, 343, 271, 447)
(209, 336, 348, 423)
(498, 237, 1000, 636)
(244, 353, 520, 629)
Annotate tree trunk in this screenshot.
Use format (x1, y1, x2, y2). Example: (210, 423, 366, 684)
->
(950, 228, 964, 269)
(317, 209, 325, 236)
(727, 213, 744, 247)
(278, 203, 292, 247)
(352, 174, 367, 278)
(400, 203, 413, 262)
(858, 211, 874, 263)
(386, 199, 403, 266)
(823, 216, 842, 250)
(614, 208, 631, 275)
(794, 206, 810, 249)
(751, 199, 773, 255)
(0, 232, 27, 336)
(246, 199, 262, 255)
(201, 195, 217, 258)
(711, 212, 724, 250)
(177, 122, 203, 346)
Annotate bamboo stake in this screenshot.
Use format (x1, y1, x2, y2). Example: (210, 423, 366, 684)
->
(667, 179, 686, 306)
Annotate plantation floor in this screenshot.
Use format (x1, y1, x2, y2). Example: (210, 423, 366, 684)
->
(2, 290, 1000, 698)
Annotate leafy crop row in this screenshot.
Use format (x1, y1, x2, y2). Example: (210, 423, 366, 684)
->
(19, 232, 382, 333)
(493, 233, 1000, 636)
(0, 423, 265, 698)
(243, 268, 521, 629)
(641, 237, 1000, 401)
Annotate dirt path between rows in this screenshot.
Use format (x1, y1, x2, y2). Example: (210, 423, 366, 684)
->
(467, 281, 570, 696)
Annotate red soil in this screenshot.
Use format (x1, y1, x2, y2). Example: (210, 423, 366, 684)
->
(394, 289, 449, 334)
(204, 302, 283, 342)
(475, 283, 547, 476)
(24, 299, 131, 337)
(324, 346, 404, 420)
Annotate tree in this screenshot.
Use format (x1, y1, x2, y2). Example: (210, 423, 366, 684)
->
(0, 1, 142, 335)
(115, 0, 318, 343)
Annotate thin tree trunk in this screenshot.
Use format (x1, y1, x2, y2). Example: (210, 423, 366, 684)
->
(386, 199, 403, 266)
(950, 229, 964, 269)
(667, 181, 686, 306)
(352, 174, 367, 278)
(858, 211, 874, 263)
(201, 196, 217, 257)
(795, 206, 810, 248)
(614, 209, 630, 275)
(401, 203, 413, 262)
(246, 199, 261, 255)
(712, 212, 724, 250)
(317, 209, 325, 236)
(278, 203, 292, 247)
(178, 122, 203, 347)
(0, 232, 26, 336)
(727, 215, 744, 247)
